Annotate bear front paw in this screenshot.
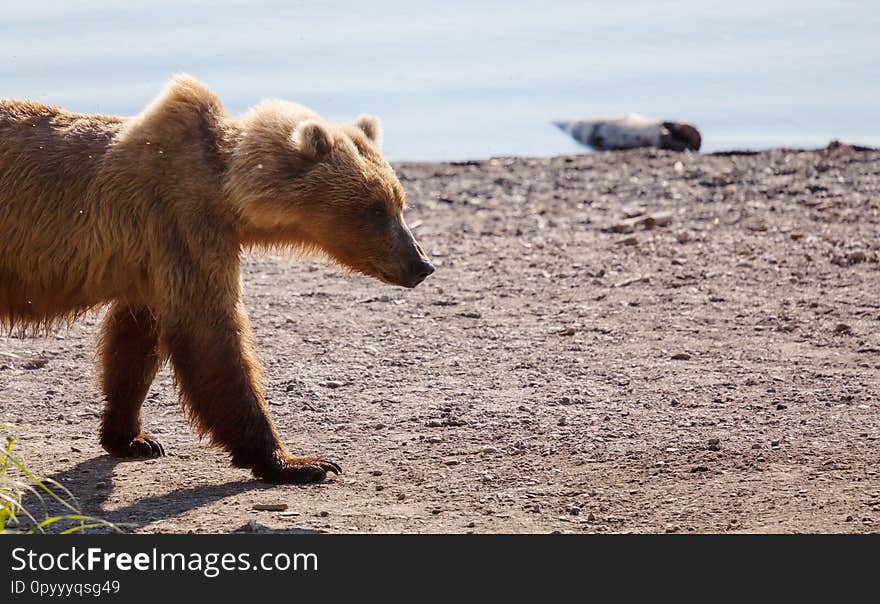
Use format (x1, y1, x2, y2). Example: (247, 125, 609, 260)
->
(101, 433, 166, 459)
(253, 456, 341, 484)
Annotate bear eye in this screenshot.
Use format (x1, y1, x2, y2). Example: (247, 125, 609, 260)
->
(367, 202, 386, 220)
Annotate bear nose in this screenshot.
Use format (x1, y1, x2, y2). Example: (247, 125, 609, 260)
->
(409, 259, 435, 287)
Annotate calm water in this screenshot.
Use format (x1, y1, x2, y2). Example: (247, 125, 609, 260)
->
(2, 1, 878, 161)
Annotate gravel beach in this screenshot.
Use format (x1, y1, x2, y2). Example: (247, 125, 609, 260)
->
(2, 143, 879, 533)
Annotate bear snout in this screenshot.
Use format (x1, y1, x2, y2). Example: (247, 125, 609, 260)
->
(406, 259, 435, 288)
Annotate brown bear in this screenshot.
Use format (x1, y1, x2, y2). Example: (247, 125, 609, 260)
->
(0, 75, 433, 483)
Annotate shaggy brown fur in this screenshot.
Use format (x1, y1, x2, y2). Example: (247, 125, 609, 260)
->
(0, 75, 433, 483)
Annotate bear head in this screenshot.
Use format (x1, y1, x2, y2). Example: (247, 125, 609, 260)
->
(228, 101, 434, 288)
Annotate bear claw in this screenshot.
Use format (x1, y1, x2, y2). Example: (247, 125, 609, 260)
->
(102, 434, 165, 459)
(254, 457, 342, 484)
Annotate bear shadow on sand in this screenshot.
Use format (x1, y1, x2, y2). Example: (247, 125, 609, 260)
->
(18, 456, 322, 534)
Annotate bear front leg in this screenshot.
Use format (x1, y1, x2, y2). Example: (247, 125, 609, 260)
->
(163, 298, 340, 483)
(98, 304, 165, 458)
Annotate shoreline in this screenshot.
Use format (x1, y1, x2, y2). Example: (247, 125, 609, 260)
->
(386, 140, 880, 167)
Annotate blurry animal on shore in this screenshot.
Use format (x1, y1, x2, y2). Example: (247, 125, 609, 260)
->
(554, 114, 701, 152)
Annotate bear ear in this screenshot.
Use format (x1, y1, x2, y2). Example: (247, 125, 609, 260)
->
(292, 119, 333, 158)
(354, 114, 382, 147)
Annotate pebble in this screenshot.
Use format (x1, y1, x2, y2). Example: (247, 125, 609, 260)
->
(834, 323, 852, 335)
(319, 510, 329, 517)
(587, 512, 596, 522)
(707, 438, 721, 451)
(320, 380, 345, 389)
(846, 250, 867, 264)
(671, 352, 691, 360)
(776, 403, 787, 410)
(253, 503, 288, 512)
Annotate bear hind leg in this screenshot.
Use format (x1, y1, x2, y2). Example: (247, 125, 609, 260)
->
(97, 304, 165, 458)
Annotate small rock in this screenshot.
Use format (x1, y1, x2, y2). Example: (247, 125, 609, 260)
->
(610, 222, 635, 234)
(558, 416, 568, 426)
(587, 512, 596, 522)
(397, 493, 406, 501)
(846, 250, 867, 264)
(776, 403, 787, 410)
(320, 380, 345, 389)
(431, 508, 443, 515)
(770, 440, 781, 448)
(370, 470, 383, 476)
(752, 443, 762, 449)
(467, 521, 476, 528)
(253, 503, 288, 512)
(238, 520, 262, 533)
(558, 327, 577, 336)
(671, 352, 691, 360)
(319, 510, 329, 517)
(643, 212, 673, 229)
(834, 323, 852, 335)
(707, 438, 721, 451)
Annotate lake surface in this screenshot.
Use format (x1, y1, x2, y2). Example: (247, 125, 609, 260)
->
(2, 1, 877, 161)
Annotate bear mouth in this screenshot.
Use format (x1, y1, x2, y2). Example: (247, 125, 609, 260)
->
(371, 264, 410, 288)
(372, 265, 397, 284)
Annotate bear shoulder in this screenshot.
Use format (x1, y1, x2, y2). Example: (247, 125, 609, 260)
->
(118, 74, 227, 146)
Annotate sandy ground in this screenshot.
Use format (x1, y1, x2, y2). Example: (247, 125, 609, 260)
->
(2, 143, 879, 534)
